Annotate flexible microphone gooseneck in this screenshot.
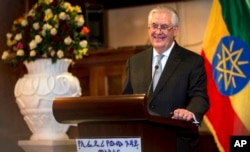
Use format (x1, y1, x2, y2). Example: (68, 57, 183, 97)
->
(146, 65, 159, 98)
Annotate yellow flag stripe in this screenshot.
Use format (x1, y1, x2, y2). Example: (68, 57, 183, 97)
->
(230, 83, 250, 132)
(202, 0, 229, 63)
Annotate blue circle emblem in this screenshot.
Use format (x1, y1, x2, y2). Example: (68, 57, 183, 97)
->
(212, 36, 250, 96)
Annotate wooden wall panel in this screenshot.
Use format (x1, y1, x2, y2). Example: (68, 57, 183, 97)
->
(69, 46, 148, 96)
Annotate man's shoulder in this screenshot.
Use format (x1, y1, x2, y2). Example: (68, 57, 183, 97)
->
(130, 46, 152, 60)
(175, 44, 202, 59)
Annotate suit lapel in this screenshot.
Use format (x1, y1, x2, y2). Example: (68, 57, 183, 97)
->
(144, 48, 154, 88)
(142, 48, 154, 97)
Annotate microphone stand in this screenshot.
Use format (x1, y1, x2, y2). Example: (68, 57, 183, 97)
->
(146, 65, 159, 98)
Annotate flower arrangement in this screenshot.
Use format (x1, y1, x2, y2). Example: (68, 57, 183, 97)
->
(1, 0, 90, 67)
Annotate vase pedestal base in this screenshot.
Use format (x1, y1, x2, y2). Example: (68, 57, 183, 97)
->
(18, 139, 77, 152)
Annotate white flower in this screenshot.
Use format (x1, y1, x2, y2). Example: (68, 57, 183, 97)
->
(1, 51, 9, 60)
(59, 12, 67, 20)
(80, 40, 88, 47)
(45, 8, 52, 16)
(42, 23, 53, 36)
(16, 49, 24, 56)
(42, 30, 46, 36)
(64, 36, 72, 45)
(21, 19, 28, 26)
(6, 33, 12, 39)
(33, 22, 40, 30)
(62, 2, 71, 9)
(15, 33, 22, 41)
(43, 23, 52, 30)
(75, 15, 84, 26)
(30, 50, 36, 57)
(34, 35, 42, 44)
(50, 28, 57, 35)
(29, 40, 37, 50)
(57, 50, 64, 58)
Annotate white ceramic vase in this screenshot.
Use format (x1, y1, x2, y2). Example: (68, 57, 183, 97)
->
(14, 58, 81, 140)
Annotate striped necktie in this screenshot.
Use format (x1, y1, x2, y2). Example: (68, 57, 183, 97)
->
(153, 54, 164, 91)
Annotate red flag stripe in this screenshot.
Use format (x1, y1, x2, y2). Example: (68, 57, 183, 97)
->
(202, 51, 249, 152)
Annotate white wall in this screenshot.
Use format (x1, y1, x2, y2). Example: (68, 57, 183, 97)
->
(107, 0, 212, 54)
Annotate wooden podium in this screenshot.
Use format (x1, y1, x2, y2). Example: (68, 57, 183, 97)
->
(53, 94, 198, 152)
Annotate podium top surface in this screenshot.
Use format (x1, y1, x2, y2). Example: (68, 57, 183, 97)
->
(53, 94, 148, 123)
(53, 94, 198, 134)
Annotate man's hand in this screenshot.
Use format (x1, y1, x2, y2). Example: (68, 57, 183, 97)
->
(171, 108, 194, 121)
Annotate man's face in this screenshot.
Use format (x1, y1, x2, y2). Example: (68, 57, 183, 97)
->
(148, 11, 178, 53)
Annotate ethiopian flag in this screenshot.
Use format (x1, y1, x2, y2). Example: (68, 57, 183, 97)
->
(201, 0, 250, 152)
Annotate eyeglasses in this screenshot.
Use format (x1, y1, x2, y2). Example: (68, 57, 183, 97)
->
(149, 23, 175, 31)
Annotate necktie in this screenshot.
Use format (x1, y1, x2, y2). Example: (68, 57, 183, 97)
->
(153, 54, 164, 91)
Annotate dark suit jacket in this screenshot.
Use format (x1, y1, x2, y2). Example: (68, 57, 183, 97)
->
(122, 42, 209, 123)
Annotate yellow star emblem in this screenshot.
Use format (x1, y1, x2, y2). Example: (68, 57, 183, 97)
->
(215, 40, 249, 90)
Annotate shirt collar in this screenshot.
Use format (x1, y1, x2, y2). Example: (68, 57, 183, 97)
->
(153, 41, 175, 57)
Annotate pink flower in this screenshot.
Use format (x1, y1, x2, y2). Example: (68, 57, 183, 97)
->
(17, 42, 24, 49)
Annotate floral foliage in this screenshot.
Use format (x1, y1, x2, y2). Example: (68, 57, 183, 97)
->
(1, 0, 90, 66)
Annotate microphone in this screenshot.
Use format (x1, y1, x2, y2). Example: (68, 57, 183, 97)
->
(146, 65, 159, 97)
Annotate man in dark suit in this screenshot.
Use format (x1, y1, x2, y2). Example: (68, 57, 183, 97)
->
(122, 5, 209, 152)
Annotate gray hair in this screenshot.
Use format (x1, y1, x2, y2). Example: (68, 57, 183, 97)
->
(148, 5, 179, 26)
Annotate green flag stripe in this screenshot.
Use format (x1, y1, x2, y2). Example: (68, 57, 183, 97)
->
(219, 0, 250, 45)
